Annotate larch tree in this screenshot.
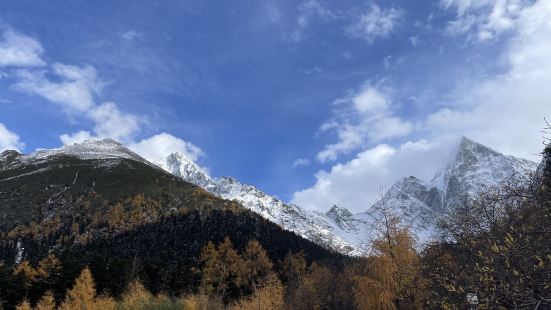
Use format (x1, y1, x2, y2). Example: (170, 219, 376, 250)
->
(59, 266, 115, 310)
(242, 239, 273, 292)
(199, 241, 222, 296)
(35, 291, 56, 310)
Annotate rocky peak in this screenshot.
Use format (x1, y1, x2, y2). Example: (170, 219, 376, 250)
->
(48, 138, 145, 161)
(431, 137, 536, 198)
(0, 150, 22, 169)
(162, 152, 214, 189)
(326, 205, 353, 220)
(217, 176, 238, 184)
(2, 138, 152, 170)
(0, 150, 21, 161)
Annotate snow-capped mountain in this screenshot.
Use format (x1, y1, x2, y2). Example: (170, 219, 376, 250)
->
(1, 138, 150, 171)
(431, 137, 537, 207)
(5, 137, 534, 256)
(158, 137, 537, 256)
(157, 154, 364, 254)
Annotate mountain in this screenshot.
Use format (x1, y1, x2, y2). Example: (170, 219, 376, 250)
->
(0, 139, 341, 300)
(159, 137, 537, 256)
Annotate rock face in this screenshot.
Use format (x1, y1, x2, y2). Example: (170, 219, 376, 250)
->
(432, 137, 536, 208)
(0, 150, 22, 169)
(158, 137, 536, 255)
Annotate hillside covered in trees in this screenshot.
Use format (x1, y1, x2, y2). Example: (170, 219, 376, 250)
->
(1, 140, 550, 309)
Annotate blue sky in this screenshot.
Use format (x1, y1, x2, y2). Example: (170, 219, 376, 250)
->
(0, 0, 548, 212)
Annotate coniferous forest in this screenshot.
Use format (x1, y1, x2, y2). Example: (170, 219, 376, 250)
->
(0, 142, 550, 309)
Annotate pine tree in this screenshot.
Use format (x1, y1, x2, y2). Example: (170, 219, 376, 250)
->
(354, 197, 425, 310)
(217, 236, 246, 299)
(199, 241, 222, 295)
(60, 266, 115, 310)
(36, 254, 61, 279)
(119, 280, 153, 310)
(13, 261, 38, 289)
(242, 239, 273, 291)
(230, 273, 284, 310)
(35, 291, 56, 310)
(281, 251, 307, 288)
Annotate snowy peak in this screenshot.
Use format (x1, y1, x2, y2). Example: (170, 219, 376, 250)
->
(0, 150, 22, 166)
(54, 138, 145, 161)
(432, 137, 536, 198)
(367, 137, 537, 246)
(161, 152, 215, 189)
(153, 136, 538, 256)
(1, 138, 151, 171)
(325, 205, 356, 231)
(326, 205, 353, 219)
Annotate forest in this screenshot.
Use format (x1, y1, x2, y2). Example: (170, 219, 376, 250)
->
(0, 143, 550, 310)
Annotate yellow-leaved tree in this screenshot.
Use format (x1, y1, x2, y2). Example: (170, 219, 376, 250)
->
(59, 266, 115, 310)
(354, 195, 426, 310)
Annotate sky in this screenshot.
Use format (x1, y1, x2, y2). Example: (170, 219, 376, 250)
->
(0, 0, 549, 213)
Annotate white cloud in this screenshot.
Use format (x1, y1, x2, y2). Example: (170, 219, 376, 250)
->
(424, 0, 551, 159)
(316, 85, 412, 162)
(293, 158, 311, 168)
(11, 61, 143, 144)
(441, 0, 529, 41)
(287, 0, 336, 42)
(129, 132, 204, 164)
(0, 30, 45, 67)
(60, 130, 93, 145)
(13, 63, 101, 112)
(353, 86, 389, 113)
(294, 138, 458, 211)
(0, 123, 24, 152)
(1, 26, 205, 173)
(88, 102, 142, 143)
(295, 0, 550, 213)
(346, 4, 404, 43)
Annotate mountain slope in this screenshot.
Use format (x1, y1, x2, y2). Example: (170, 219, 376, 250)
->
(160, 137, 537, 255)
(0, 139, 340, 273)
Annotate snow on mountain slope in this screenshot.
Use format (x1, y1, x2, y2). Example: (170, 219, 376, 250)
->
(158, 154, 363, 254)
(0, 138, 150, 171)
(363, 137, 537, 247)
(156, 152, 216, 190)
(2, 137, 535, 256)
(157, 136, 536, 256)
(431, 137, 536, 205)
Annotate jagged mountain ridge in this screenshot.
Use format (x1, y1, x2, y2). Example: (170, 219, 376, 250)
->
(2, 137, 535, 256)
(160, 137, 537, 256)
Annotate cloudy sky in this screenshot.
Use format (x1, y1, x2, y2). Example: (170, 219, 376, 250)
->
(0, 0, 548, 212)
